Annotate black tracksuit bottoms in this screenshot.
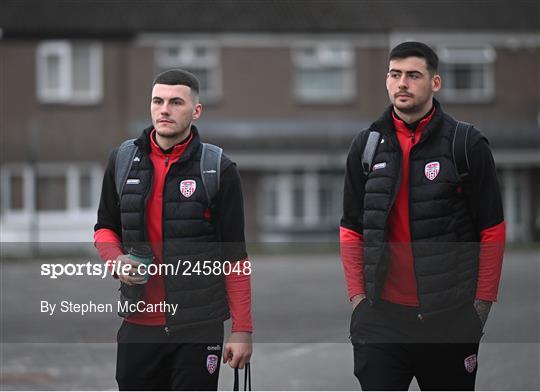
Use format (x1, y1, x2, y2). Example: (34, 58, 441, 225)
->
(350, 300, 484, 391)
(116, 321, 224, 391)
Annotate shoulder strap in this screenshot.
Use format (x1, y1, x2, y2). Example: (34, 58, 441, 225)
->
(452, 121, 472, 179)
(200, 143, 223, 205)
(115, 139, 138, 198)
(361, 131, 381, 176)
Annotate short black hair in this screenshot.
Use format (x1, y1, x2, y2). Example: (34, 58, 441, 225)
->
(152, 69, 200, 94)
(389, 42, 439, 75)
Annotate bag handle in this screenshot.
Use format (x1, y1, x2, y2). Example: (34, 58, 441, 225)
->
(233, 363, 251, 391)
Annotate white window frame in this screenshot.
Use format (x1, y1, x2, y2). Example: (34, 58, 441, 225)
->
(438, 46, 496, 103)
(0, 163, 102, 218)
(293, 42, 355, 103)
(155, 42, 222, 103)
(259, 171, 343, 230)
(36, 40, 103, 104)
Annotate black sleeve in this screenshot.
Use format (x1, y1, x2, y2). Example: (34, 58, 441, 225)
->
(341, 132, 368, 234)
(216, 162, 248, 261)
(94, 149, 122, 235)
(466, 138, 505, 233)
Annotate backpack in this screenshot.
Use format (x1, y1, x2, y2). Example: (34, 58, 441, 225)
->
(114, 139, 223, 205)
(361, 121, 474, 181)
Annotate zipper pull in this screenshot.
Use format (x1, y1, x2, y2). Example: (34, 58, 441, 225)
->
(165, 156, 169, 167)
(417, 313, 424, 323)
(411, 130, 415, 144)
(164, 326, 170, 336)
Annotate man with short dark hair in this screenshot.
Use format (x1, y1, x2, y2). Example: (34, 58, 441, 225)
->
(341, 42, 505, 390)
(95, 69, 252, 390)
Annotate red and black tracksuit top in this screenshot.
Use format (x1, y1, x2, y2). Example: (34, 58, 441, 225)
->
(341, 99, 505, 317)
(94, 125, 252, 332)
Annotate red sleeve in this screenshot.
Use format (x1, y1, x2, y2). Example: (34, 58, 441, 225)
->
(476, 221, 506, 301)
(340, 226, 365, 300)
(224, 259, 252, 333)
(94, 228, 124, 278)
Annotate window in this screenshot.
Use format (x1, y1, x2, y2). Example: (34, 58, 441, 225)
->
(36, 175, 67, 211)
(8, 174, 24, 211)
(260, 171, 343, 229)
(37, 41, 103, 104)
(155, 43, 221, 102)
(293, 43, 355, 103)
(438, 46, 496, 102)
(0, 164, 101, 215)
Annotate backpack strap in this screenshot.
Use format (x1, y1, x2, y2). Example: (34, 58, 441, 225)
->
(114, 139, 138, 199)
(361, 131, 381, 176)
(200, 143, 223, 206)
(452, 121, 473, 180)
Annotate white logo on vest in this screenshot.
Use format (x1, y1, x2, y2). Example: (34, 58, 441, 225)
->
(424, 161, 440, 181)
(180, 180, 197, 198)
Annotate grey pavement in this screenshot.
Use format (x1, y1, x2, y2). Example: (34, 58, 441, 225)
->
(1, 249, 539, 390)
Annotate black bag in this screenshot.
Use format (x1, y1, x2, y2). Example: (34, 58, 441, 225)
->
(233, 363, 251, 391)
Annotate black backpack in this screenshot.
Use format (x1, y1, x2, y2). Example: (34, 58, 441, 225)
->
(114, 139, 223, 204)
(361, 121, 474, 181)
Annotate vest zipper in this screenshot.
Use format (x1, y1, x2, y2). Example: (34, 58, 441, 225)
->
(162, 156, 173, 333)
(409, 137, 427, 320)
(376, 136, 402, 301)
(411, 129, 415, 144)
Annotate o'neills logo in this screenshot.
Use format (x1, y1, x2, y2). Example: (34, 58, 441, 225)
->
(424, 161, 440, 181)
(180, 179, 196, 198)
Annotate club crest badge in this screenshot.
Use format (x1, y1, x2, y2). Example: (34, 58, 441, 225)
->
(424, 161, 440, 181)
(464, 354, 477, 373)
(180, 180, 197, 198)
(206, 354, 218, 374)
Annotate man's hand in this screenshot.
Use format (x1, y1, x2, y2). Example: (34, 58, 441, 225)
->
(351, 294, 366, 310)
(116, 255, 146, 285)
(473, 299, 492, 329)
(223, 332, 252, 369)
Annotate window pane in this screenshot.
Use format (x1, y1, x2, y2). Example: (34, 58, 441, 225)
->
(454, 64, 484, 90)
(72, 44, 92, 92)
(45, 55, 61, 90)
(9, 175, 24, 210)
(79, 172, 93, 208)
(297, 68, 345, 96)
(36, 176, 67, 211)
(293, 180, 304, 219)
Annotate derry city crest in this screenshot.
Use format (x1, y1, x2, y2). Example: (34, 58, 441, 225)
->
(424, 161, 440, 181)
(180, 179, 197, 198)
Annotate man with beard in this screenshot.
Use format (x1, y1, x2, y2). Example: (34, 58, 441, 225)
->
(341, 42, 505, 390)
(94, 69, 252, 390)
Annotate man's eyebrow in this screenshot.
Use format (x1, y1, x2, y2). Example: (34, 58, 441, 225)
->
(388, 69, 424, 75)
(152, 96, 185, 101)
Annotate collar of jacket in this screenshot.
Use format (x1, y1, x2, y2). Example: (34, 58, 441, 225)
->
(134, 124, 202, 163)
(369, 99, 445, 144)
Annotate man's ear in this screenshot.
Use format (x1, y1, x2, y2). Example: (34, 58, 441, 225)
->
(432, 74, 442, 93)
(192, 103, 203, 120)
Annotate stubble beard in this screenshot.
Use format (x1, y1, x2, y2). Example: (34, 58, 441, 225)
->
(393, 94, 431, 116)
(155, 120, 192, 140)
